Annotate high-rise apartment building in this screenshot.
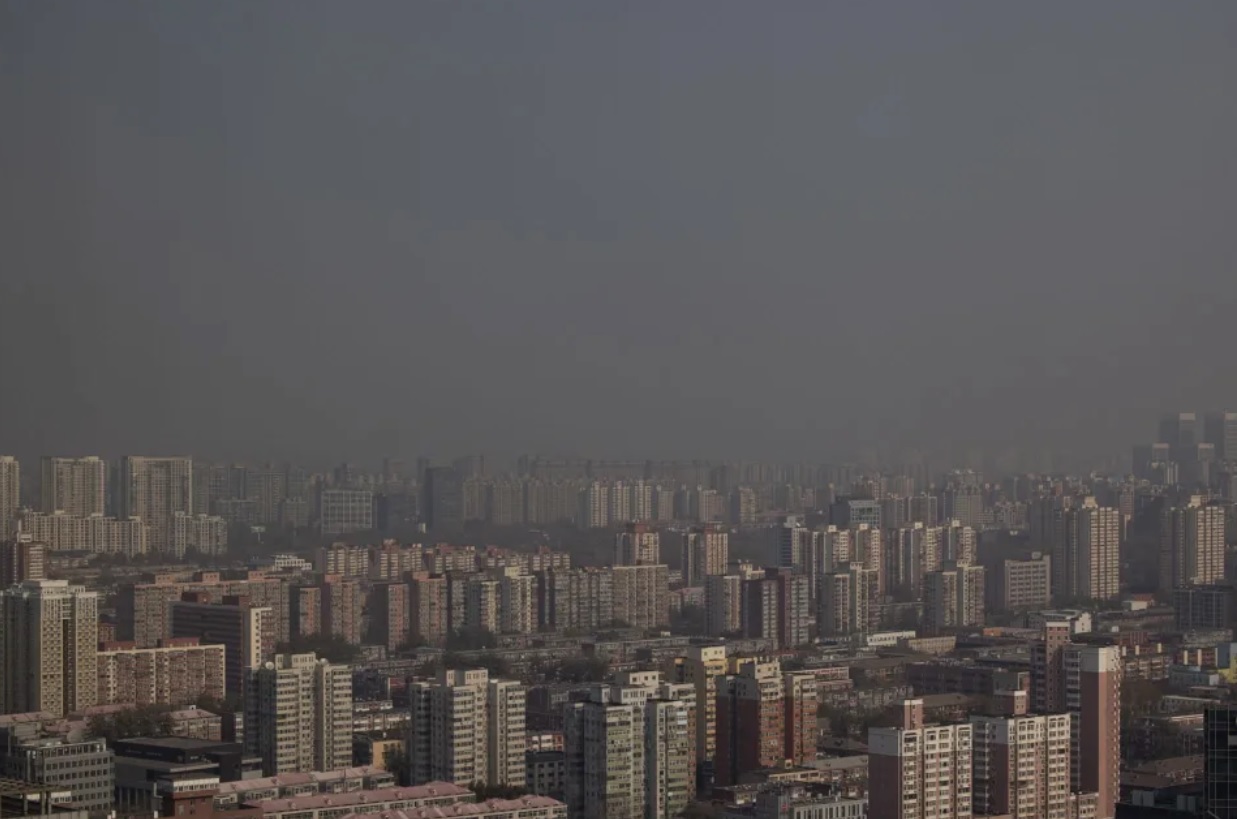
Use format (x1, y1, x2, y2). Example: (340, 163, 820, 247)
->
(970, 693, 1072, 819)
(1064, 644, 1120, 819)
(407, 668, 527, 788)
(664, 645, 727, 770)
(369, 582, 410, 651)
(1161, 495, 1226, 592)
(119, 456, 193, 550)
(868, 699, 973, 819)
(806, 525, 852, 586)
(714, 658, 784, 785)
(0, 579, 99, 717)
(0, 456, 19, 538)
(0, 537, 46, 586)
(770, 569, 811, 648)
(171, 593, 275, 699)
(424, 467, 464, 532)
(498, 570, 536, 635)
(170, 512, 228, 557)
(615, 522, 660, 566)
(681, 526, 728, 586)
(40, 456, 106, 516)
(245, 653, 353, 775)
(488, 678, 528, 788)
(775, 522, 811, 573)
(704, 574, 742, 637)
(989, 553, 1052, 612)
(782, 672, 818, 766)
(1030, 624, 1120, 819)
(612, 564, 669, 629)
(537, 567, 614, 633)
(318, 488, 374, 535)
(564, 686, 643, 819)
(1063, 497, 1121, 601)
(817, 565, 874, 637)
(923, 564, 985, 634)
(941, 519, 977, 565)
(322, 575, 363, 644)
(409, 573, 449, 646)
(886, 522, 942, 597)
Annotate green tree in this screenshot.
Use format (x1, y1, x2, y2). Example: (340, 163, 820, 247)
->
(87, 705, 175, 743)
(470, 782, 529, 800)
(384, 746, 411, 786)
(446, 626, 497, 651)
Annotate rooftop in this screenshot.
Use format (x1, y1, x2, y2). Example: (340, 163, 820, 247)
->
(215, 765, 391, 795)
(242, 784, 489, 813)
(335, 797, 566, 819)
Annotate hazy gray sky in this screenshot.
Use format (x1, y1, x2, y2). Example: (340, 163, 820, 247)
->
(2, 2, 1235, 465)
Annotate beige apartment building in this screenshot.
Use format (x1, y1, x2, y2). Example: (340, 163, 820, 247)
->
(407, 668, 527, 788)
(245, 653, 353, 775)
(611, 564, 669, 628)
(20, 510, 149, 556)
(0, 579, 99, 717)
(1160, 495, 1226, 592)
(97, 637, 226, 707)
(119, 456, 193, 551)
(40, 456, 107, 517)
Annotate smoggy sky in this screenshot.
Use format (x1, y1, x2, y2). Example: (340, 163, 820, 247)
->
(2, 2, 1235, 466)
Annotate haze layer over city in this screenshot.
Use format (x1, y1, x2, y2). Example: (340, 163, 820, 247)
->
(4, 2, 1237, 468)
(3, 4, 1237, 819)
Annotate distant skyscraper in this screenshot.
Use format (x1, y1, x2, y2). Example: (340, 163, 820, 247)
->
(317, 488, 374, 535)
(0, 456, 19, 538)
(1161, 495, 1226, 592)
(1160, 411, 1198, 453)
(423, 466, 464, 532)
(118, 456, 193, 550)
(0, 579, 99, 717)
(244, 653, 353, 775)
(40, 456, 106, 516)
(1205, 412, 1237, 463)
